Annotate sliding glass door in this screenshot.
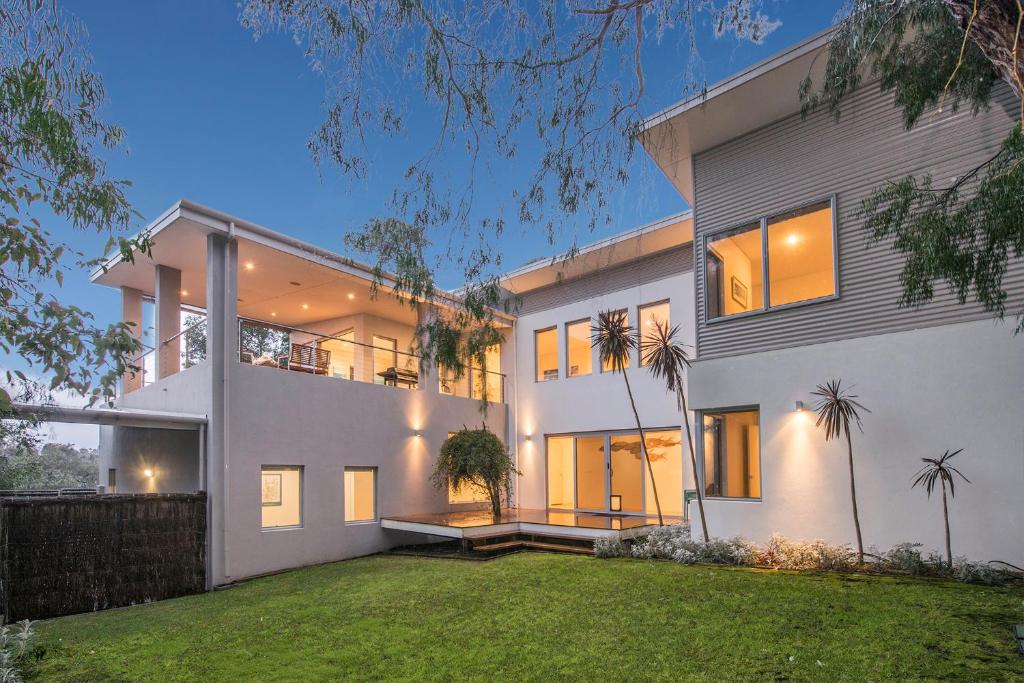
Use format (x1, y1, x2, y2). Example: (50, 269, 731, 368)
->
(545, 430, 683, 516)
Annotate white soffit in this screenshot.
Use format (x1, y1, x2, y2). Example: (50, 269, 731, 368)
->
(501, 211, 693, 293)
(639, 28, 833, 203)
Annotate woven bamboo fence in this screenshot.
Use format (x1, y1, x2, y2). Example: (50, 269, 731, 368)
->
(0, 493, 206, 622)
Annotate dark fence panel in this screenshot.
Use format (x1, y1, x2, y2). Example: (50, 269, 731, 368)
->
(0, 493, 206, 622)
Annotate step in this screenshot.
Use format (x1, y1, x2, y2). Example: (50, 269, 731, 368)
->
(471, 539, 594, 555)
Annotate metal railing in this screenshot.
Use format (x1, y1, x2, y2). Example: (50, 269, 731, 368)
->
(439, 365, 506, 404)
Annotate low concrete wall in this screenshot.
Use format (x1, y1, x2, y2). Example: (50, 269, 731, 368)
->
(216, 362, 507, 583)
(689, 318, 1024, 565)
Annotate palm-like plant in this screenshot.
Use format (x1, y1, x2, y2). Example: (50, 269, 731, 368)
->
(592, 310, 663, 525)
(912, 449, 969, 568)
(641, 320, 708, 542)
(811, 379, 870, 563)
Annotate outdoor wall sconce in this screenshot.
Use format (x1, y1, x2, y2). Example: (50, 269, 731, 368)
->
(609, 495, 622, 512)
(143, 468, 154, 478)
(413, 430, 423, 438)
(794, 401, 805, 412)
(523, 434, 532, 442)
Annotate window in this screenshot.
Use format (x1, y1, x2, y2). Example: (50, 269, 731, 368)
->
(372, 335, 398, 385)
(322, 329, 356, 380)
(344, 467, 377, 522)
(701, 409, 760, 499)
(471, 344, 502, 401)
(535, 327, 558, 381)
(638, 302, 670, 365)
(705, 199, 836, 319)
(600, 310, 630, 372)
(565, 320, 592, 377)
(261, 466, 302, 528)
(766, 201, 835, 307)
(706, 224, 763, 319)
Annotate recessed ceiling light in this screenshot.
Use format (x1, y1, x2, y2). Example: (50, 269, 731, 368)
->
(786, 234, 799, 247)
(271, 312, 277, 317)
(347, 293, 355, 300)
(180, 289, 188, 296)
(301, 303, 309, 310)
(244, 262, 255, 271)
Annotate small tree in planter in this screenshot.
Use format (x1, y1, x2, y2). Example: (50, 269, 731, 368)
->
(433, 428, 519, 519)
(812, 379, 870, 564)
(912, 448, 970, 569)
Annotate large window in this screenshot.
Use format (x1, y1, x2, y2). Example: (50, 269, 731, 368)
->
(706, 199, 835, 319)
(565, 320, 592, 377)
(322, 329, 355, 380)
(261, 465, 302, 529)
(701, 409, 760, 499)
(344, 467, 377, 522)
(535, 327, 558, 381)
(544, 430, 684, 516)
(638, 301, 670, 365)
(600, 310, 630, 372)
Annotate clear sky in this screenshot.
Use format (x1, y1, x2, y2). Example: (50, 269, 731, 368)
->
(6, 0, 845, 444)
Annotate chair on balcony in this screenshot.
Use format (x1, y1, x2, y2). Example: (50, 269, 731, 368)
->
(281, 343, 331, 375)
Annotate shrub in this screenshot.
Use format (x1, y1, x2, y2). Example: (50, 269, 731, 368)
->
(757, 534, 858, 572)
(0, 620, 35, 683)
(629, 525, 755, 566)
(432, 428, 519, 518)
(593, 536, 626, 558)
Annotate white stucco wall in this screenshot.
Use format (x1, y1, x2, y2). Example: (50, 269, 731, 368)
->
(688, 318, 1024, 564)
(512, 272, 697, 510)
(218, 362, 507, 583)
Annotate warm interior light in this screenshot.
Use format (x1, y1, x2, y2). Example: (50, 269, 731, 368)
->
(244, 262, 255, 271)
(786, 234, 799, 247)
(270, 312, 277, 317)
(180, 289, 188, 296)
(143, 468, 154, 478)
(347, 293, 356, 300)
(301, 303, 309, 310)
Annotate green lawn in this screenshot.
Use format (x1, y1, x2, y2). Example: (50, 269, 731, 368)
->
(31, 553, 1024, 681)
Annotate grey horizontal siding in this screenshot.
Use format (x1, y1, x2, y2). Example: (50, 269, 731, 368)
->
(693, 83, 1023, 360)
(512, 244, 693, 315)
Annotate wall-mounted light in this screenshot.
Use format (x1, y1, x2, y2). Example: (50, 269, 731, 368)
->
(143, 468, 154, 478)
(523, 434, 532, 442)
(413, 430, 423, 438)
(794, 401, 805, 412)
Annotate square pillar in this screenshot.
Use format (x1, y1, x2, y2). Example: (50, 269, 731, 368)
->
(120, 286, 144, 394)
(155, 265, 182, 379)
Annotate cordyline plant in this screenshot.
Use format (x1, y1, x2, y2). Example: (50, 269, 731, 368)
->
(912, 448, 970, 568)
(641, 319, 708, 541)
(592, 309, 663, 525)
(811, 379, 870, 564)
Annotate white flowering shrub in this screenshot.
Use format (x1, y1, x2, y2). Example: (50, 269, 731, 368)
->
(0, 620, 35, 683)
(757, 534, 858, 572)
(593, 536, 626, 558)
(603, 527, 1021, 586)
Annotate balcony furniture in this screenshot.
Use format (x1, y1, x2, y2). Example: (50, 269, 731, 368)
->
(281, 343, 331, 375)
(252, 354, 280, 368)
(376, 367, 419, 388)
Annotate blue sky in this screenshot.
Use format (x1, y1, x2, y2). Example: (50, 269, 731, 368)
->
(7, 0, 844, 439)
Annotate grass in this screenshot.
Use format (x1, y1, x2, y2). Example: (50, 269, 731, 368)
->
(31, 553, 1024, 681)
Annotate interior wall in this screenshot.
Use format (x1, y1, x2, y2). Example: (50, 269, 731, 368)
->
(98, 426, 200, 494)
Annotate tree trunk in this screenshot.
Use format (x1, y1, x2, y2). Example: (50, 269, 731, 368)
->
(490, 481, 502, 520)
(845, 425, 864, 564)
(943, 0, 1024, 100)
(679, 390, 709, 542)
(942, 482, 953, 568)
(622, 371, 663, 525)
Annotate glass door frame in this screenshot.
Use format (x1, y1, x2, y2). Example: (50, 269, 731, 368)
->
(544, 427, 681, 517)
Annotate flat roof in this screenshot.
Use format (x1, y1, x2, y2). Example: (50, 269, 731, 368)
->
(638, 28, 833, 202)
(500, 211, 693, 293)
(10, 403, 207, 430)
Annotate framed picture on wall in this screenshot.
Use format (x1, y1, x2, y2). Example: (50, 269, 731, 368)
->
(730, 276, 748, 308)
(261, 473, 282, 506)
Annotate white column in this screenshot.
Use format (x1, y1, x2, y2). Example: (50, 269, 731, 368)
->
(206, 232, 237, 586)
(155, 265, 182, 379)
(120, 286, 144, 394)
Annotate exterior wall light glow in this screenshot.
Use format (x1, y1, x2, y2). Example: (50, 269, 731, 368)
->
(143, 468, 154, 478)
(244, 262, 255, 271)
(794, 401, 805, 412)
